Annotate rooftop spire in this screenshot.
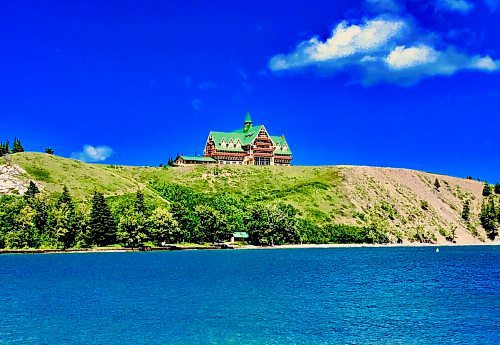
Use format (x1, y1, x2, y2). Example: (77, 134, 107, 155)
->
(243, 112, 253, 132)
(244, 112, 252, 124)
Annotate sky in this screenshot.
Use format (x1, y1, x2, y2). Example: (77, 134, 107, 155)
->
(1, 0, 499, 181)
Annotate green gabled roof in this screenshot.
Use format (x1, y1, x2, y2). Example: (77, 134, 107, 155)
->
(178, 156, 216, 162)
(209, 125, 264, 151)
(208, 121, 292, 156)
(270, 135, 292, 155)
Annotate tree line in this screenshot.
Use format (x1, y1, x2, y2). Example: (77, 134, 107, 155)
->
(0, 181, 391, 250)
(479, 182, 500, 240)
(0, 138, 24, 156)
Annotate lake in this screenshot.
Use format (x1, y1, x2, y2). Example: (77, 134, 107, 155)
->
(1, 246, 499, 344)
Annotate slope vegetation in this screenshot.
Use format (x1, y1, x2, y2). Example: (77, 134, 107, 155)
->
(2, 152, 491, 244)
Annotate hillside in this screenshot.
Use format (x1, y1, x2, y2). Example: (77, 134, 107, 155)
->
(2, 152, 494, 244)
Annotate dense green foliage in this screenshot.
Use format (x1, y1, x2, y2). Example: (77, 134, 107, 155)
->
(5, 152, 496, 248)
(495, 183, 500, 195)
(480, 197, 499, 240)
(0, 180, 393, 249)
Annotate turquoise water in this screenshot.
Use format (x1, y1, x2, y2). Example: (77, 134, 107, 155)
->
(1, 247, 499, 344)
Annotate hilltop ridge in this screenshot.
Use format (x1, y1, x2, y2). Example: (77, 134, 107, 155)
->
(1, 152, 494, 245)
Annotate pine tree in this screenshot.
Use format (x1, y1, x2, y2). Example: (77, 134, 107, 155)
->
(434, 178, 441, 191)
(480, 198, 498, 240)
(461, 200, 470, 221)
(0, 141, 9, 156)
(57, 186, 74, 210)
(495, 183, 500, 195)
(24, 181, 40, 201)
(134, 190, 146, 215)
(89, 191, 116, 246)
(482, 182, 492, 197)
(53, 204, 77, 249)
(11, 138, 24, 153)
(0, 141, 10, 156)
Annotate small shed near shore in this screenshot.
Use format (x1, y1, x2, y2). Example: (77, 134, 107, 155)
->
(231, 232, 249, 244)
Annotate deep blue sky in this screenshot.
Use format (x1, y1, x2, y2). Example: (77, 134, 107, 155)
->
(1, 0, 499, 181)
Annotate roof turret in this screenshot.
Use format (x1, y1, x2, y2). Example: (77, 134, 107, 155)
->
(243, 112, 253, 132)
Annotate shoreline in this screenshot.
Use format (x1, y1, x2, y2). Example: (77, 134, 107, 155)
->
(1, 242, 498, 255)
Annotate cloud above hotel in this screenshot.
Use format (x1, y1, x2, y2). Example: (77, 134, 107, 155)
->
(268, 10, 498, 85)
(71, 145, 113, 162)
(436, 0, 474, 14)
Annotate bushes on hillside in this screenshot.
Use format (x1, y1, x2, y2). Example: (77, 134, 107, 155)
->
(3, 179, 473, 249)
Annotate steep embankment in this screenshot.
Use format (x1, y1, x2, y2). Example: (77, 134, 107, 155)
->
(2, 152, 491, 244)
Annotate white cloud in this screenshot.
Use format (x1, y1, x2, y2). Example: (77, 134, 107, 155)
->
(310, 19, 407, 61)
(472, 56, 498, 71)
(268, 15, 499, 86)
(436, 0, 474, 14)
(386, 45, 439, 69)
(71, 145, 113, 162)
(270, 17, 408, 70)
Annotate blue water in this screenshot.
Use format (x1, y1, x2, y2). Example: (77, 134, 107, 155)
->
(1, 247, 499, 344)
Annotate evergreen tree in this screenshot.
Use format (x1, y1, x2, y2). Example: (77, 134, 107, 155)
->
(24, 181, 40, 202)
(434, 178, 441, 191)
(461, 200, 471, 221)
(0, 141, 10, 156)
(89, 191, 116, 246)
(11, 138, 24, 153)
(482, 182, 492, 197)
(480, 198, 498, 240)
(495, 182, 500, 195)
(53, 205, 77, 249)
(57, 186, 74, 210)
(31, 197, 49, 236)
(53, 186, 77, 248)
(134, 190, 146, 215)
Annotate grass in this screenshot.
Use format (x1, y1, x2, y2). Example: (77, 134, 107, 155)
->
(11, 152, 140, 199)
(8, 152, 488, 241)
(10, 152, 352, 222)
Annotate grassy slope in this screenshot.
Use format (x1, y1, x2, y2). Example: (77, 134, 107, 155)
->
(11, 153, 140, 198)
(9, 152, 490, 244)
